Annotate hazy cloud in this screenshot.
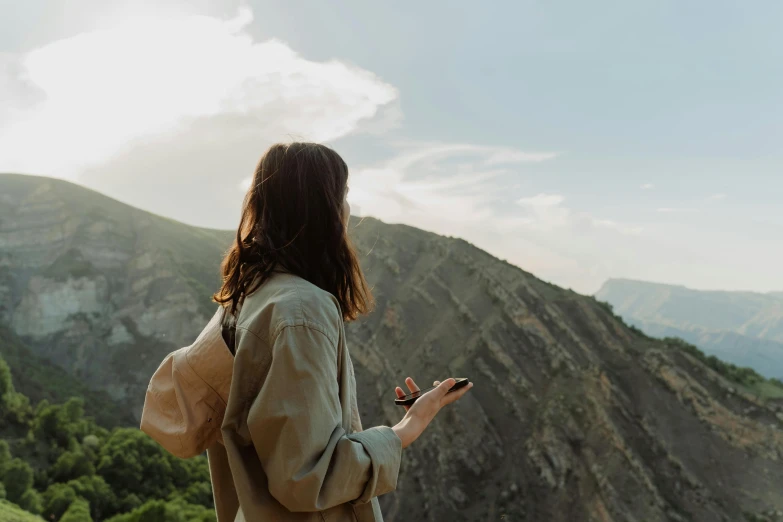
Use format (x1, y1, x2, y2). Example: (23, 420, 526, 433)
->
(485, 150, 558, 165)
(348, 143, 538, 224)
(515, 193, 643, 235)
(517, 193, 565, 207)
(516, 193, 570, 230)
(348, 145, 645, 292)
(641, 183, 654, 189)
(657, 207, 699, 213)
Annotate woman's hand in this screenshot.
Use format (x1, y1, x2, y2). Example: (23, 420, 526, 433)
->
(392, 377, 473, 449)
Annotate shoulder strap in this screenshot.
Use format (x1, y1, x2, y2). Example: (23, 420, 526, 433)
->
(220, 300, 243, 356)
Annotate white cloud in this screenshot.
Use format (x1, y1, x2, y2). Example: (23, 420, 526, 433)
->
(641, 183, 654, 189)
(709, 193, 727, 201)
(0, 6, 397, 179)
(657, 207, 698, 213)
(515, 193, 643, 235)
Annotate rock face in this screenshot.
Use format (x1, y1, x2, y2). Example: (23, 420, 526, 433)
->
(348, 221, 783, 522)
(0, 174, 231, 413)
(2, 174, 783, 521)
(596, 278, 783, 379)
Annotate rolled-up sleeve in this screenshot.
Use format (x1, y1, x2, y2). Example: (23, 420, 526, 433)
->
(241, 323, 402, 512)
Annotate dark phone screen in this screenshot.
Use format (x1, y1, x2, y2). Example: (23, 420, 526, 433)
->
(399, 378, 468, 400)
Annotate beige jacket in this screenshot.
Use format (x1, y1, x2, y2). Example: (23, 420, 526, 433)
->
(140, 272, 402, 521)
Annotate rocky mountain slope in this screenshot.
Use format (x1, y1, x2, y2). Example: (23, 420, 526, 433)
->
(0, 174, 231, 417)
(596, 279, 783, 379)
(2, 174, 783, 522)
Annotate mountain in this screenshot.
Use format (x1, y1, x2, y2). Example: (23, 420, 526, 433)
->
(2, 174, 783, 522)
(0, 173, 232, 418)
(596, 279, 783, 379)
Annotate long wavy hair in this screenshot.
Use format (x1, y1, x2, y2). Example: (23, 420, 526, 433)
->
(213, 142, 373, 321)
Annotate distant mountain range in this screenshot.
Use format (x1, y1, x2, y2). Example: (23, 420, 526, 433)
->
(596, 279, 783, 379)
(2, 173, 783, 521)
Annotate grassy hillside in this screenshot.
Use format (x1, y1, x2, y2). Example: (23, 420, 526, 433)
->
(0, 501, 45, 522)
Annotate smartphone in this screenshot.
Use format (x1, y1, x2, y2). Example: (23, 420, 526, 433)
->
(394, 378, 470, 406)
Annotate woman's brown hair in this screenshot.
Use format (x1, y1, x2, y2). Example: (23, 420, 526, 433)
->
(213, 142, 373, 321)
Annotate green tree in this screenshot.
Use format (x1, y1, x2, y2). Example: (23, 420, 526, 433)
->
(173, 480, 214, 507)
(19, 488, 43, 515)
(117, 493, 143, 515)
(0, 440, 10, 472)
(2, 391, 32, 424)
(68, 474, 117, 520)
(106, 499, 168, 522)
(51, 448, 96, 483)
(60, 497, 93, 522)
(106, 498, 216, 522)
(0, 353, 216, 521)
(42, 483, 77, 521)
(2, 457, 34, 504)
(82, 434, 101, 453)
(0, 356, 31, 424)
(0, 356, 11, 398)
(97, 428, 194, 502)
(33, 397, 91, 451)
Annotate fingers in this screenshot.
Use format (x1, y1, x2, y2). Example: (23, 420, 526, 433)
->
(395, 386, 411, 411)
(433, 380, 441, 386)
(405, 376, 420, 394)
(434, 378, 457, 398)
(440, 381, 473, 406)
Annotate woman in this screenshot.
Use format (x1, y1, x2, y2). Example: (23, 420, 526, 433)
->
(143, 142, 473, 522)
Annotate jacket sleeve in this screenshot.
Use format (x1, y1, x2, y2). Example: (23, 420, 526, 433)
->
(240, 324, 402, 512)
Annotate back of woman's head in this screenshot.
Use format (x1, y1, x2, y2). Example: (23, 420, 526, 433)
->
(214, 142, 373, 321)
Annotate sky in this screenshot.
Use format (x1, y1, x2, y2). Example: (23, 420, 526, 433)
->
(1, 0, 782, 295)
